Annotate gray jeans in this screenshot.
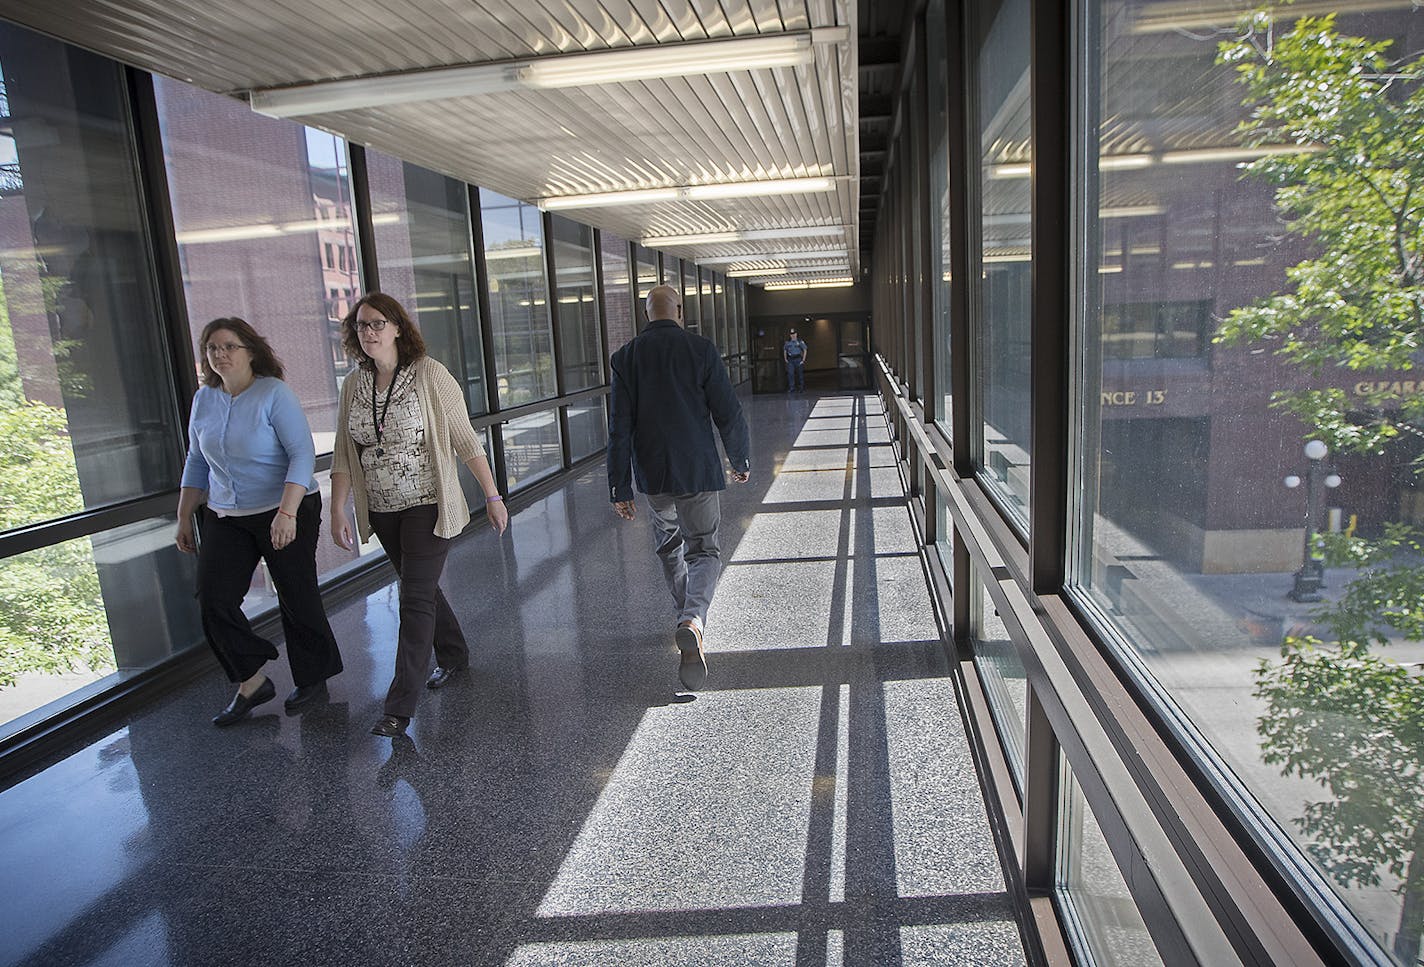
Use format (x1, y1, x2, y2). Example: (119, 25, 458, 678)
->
(645, 491, 722, 629)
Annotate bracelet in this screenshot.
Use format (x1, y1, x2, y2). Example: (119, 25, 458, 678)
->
(276, 509, 297, 519)
(486, 495, 503, 503)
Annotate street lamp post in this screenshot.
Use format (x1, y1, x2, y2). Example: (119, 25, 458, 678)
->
(1284, 439, 1341, 602)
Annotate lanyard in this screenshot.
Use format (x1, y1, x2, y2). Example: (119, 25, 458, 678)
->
(371, 364, 402, 457)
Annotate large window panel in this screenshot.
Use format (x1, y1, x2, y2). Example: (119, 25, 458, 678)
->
(567, 399, 607, 463)
(930, 0, 953, 432)
(971, 563, 1026, 792)
(158, 80, 353, 448)
(600, 231, 633, 355)
(682, 263, 700, 334)
(504, 410, 562, 492)
(1072, 4, 1424, 959)
(1056, 756, 1165, 966)
(700, 268, 718, 351)
(0, 37, 182, 532)
(633, 244, 657, 330)
(479, 190, 555, 408)
(550, 215, 601, 392)
(974, 0, 1032, 525)
(366, 150, 486, 414)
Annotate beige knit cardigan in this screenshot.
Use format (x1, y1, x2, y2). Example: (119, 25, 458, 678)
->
(332, 356, 483, 542)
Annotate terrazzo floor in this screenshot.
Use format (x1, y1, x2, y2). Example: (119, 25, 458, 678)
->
(0, 390, 1026, 967)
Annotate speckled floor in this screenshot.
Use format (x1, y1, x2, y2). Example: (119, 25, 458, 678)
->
(0, 391, 1026, 967)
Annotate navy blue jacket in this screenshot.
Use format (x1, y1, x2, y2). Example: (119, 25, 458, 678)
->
(607, 319, 750, 501)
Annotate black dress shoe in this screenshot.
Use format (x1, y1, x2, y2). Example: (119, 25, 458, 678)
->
(212, 678, 276, 727)
(284, 681, 329, 712)
(425, 665, 466, 690)
(370, 714, 410, 737)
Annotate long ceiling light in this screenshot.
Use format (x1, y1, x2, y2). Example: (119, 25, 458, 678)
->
(699, 248, 849, 264)
(539, 176, 834, 211)
(764, 277, 855, 290)
(642, 225, 846, 247)
(251, 29, 847, 118)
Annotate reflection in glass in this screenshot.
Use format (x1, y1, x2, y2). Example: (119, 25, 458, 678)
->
(971, 564, 1026, 791)
(601, 231, 634, 355)
(567, 400, 607, 463)
(0, 32, 182, 534)
(633, 244, 657, 330)
(1072, 5, 1424, 958)
(701, 268, 718, 351)
(480, 190, 555, 408)
(682, 263, 700, 334)
(504, 410, 562, 491)
(366, 150, 486, 414)
(158, 78, 352, 442)
(0, 517, 202, 733)
(975, 0, 1032, 524)
(1056, 756, 1164, 967)
(550, 215, 602, 392)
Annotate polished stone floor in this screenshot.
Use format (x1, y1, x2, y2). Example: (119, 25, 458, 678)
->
(0, 391, 1026, 967)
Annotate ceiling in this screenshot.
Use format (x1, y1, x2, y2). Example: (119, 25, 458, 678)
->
(0, 0, 869, 286)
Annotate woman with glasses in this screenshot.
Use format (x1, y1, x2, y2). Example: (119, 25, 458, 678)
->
(176, 318, 344, 726)
(330, 293, 508, 737)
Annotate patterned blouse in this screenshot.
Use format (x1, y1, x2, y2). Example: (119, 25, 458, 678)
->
(349, 367, 437, 512)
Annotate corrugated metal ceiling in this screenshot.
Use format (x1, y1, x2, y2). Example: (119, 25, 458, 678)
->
(0, 0, 861, 280)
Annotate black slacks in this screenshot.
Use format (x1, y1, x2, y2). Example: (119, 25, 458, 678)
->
(197, 492, 343, 686)
(367, 503, 469, 718)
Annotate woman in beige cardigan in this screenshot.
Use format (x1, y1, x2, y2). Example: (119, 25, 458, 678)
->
(330, 292, 508, 737)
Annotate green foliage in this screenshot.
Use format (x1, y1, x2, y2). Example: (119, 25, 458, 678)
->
(1255, 637, 1424, 889)
(1215, 10, 1424, 458)
(0, 278, 111, 689)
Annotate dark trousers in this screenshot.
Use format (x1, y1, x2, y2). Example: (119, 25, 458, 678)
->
(368, 503, 468, 718)
(786, 357, 805, 390)
(198, 492, 343, 687)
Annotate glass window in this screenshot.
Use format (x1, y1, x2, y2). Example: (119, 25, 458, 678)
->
(633, 244, 657, 330)
(682, 263, 700, 334)
(975, 0, 1032, 525)
(479, 190, 555, 408)
(1072, 5, 1424, 959)
(1056, 755, 1165, 967)
(549, 215, 601, 392)
(661, 253, 679, 286)
(701, 268, 717, 350)
(366, 150, 486, 414)
(0, 38, 182, 533)
(600, 231, 633, 355)
(929, 0, 952, 432)
(503, 410, 561, 491)
(971, 563, 1027, 792)
(567, 399, 607, 463)
(157, 79, 355, 450)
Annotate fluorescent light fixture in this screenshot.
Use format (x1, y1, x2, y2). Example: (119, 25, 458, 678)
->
(699, 248, 848, 264)
(484, 246, 543, 260)
(1101, 205, 1166, 218)
(641, 225, 845, 247)
(1099, 264, 1123, 274)
(540, 176, 834, 211)
(763, 277, 855, 290)
(251, 30, 846, 117)
(176, 225, 284, 244)
(728, 267, 788, 277)
(989, 163, 1032, 180)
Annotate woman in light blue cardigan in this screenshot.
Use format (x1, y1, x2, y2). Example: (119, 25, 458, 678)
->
(176, 318, 342, 726)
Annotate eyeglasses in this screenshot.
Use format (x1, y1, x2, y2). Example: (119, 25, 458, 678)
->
(353, 318, 389, 332)
(205, 342, 248, 356)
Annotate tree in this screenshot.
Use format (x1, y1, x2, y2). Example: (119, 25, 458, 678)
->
(0, 278, 110, 689)
(1217, 8, 1424, 961)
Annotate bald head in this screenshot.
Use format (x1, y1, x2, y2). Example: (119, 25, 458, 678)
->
(646, 284, 682, 324)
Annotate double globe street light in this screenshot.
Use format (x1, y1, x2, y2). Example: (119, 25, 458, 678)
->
(1284, 439, 1342, 602)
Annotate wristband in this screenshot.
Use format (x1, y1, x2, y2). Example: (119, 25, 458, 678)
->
(486, 495, 503, 503)
(276, 509, 297, 519)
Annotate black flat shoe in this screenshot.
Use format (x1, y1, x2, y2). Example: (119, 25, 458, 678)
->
(213, 678, 276, 727)
(370, 714, 410, 737)
(284, 681, 329, 712)
(425, 665, 466, 690)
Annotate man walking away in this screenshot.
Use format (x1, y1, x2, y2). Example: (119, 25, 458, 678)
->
(608, 284, 751, 690)
(783, 328, 808, 392)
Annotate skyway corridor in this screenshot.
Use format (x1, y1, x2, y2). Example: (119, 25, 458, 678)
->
(0, 391, 1026, 967)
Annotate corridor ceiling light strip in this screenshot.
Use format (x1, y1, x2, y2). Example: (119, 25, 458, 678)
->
(988, 144, 1320, 180)
(251, 30, 847, 117)
(641, 225, 846, 247)
(700, 248, 849, 264)
(727, 267, 789, 277)
(539, 177, 834, 211)
(763, 277, 855, 290)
